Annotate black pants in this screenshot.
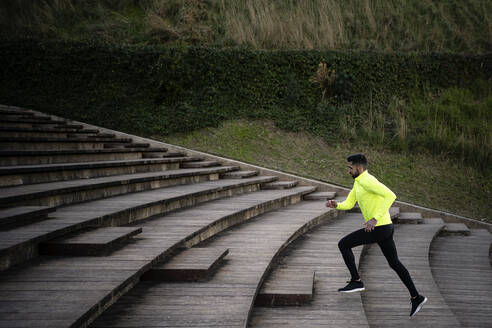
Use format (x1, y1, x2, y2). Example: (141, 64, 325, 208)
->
(338, 223, 419, 297)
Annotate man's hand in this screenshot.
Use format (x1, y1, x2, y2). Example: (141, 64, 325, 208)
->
(326, 200, 338, 208)
(364, 218, 377, 232)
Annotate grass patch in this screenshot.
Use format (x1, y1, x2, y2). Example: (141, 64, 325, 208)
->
(159, 120, 491, 222)
(1, 0, 490, 53)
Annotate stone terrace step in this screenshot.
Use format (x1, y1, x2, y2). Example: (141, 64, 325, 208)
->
(0, 175, 277, 271)
(441, 223, 471, 236)
(430, 229, 492, 327)
(249, 212, 368, 328)
(0, 157, 202, 187)
(181, 160, 221, 168)
(303, 191, 337, 200)
(262, 180, 299, 190)
(0, 126, 102, 138)
(39, 227, 143, 256)
(0, 187, 316, 327)
(393, 211, 423, 224)
(254, 270, 315, 306)
(142, 247, 229, 281)
(221, 170, 259, 179)
(360, 219, 462, 327)
(91, 201, 336, 328)
(0, 136, 134, 150)
(0, 147, 169, 165)
(0, 166, 240, 207)
(0, 206, 55, 228)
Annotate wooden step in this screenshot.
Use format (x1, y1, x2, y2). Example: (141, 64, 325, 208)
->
(393, 211, 423, 224)
(181, 160, 221, 168)
(0, 157, 203, 187)
(262, 181, 298, 190)
(303, 191, 337, 200)
(0, 206, 55, 228)
(0, 108, 34, 116)
(0, 127, 102, 138)
(220, 170, 258, 179)
(39, 227, 142, 256)
(142, 247, 229, 281)
(0, 175, 278, 271)
(0, 136, 133, 150)
(255, 270, 315, 306)
(0, 186, 317, 327)
(441, 222, 471, 236)
(0, 166, 240, 207)
(0, 147, 169, 166)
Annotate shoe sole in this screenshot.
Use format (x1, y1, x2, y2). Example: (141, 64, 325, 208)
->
(411, 297, 428, 317)
(339, 287, 365, 293)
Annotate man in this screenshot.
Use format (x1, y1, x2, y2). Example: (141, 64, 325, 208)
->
(326, 153, 427, 317)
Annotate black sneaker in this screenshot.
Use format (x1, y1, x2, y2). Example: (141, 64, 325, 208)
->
(338, 280, 365, 293)
(410, 295, 427, 317)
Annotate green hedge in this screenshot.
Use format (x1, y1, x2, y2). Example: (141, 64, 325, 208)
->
(0, 39, 490, 137)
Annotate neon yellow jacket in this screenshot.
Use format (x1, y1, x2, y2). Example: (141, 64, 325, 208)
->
(336, 170, 396, 226)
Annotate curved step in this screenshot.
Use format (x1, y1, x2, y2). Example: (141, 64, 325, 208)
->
(90, 201, 336, 328)
(0, 166, 239, 207)
(0, 187, 316, 328)
(0, 147, 170, 166)
(0, 136, 134, 150)
(0, 126, 101, 138)
(359, 219, 461, 327)
(0, 175, 276, 271)
(430, 228, 492, 327)
(249, 212, 369, 327)
(0, 157, 202, 187)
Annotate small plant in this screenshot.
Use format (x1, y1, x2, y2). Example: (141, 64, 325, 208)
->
(311, 62, 336, 100)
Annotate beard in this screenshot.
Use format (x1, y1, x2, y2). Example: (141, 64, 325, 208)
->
(350, 172, 359, 179)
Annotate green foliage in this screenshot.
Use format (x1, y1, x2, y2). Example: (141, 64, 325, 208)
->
(0, 39, 490, 168)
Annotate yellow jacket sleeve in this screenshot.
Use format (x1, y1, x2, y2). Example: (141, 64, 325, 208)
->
(336, 187, 357, 210)
(359, 175, 396, 221)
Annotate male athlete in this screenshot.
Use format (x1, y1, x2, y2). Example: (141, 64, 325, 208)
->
(326, 153, 427, 317)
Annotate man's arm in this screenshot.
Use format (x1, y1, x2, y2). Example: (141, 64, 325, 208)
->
(360, 176, 396, 221)
(327, 187, 356, 210)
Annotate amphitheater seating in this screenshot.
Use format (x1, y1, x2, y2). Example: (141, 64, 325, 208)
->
(0, 104, 490, 328)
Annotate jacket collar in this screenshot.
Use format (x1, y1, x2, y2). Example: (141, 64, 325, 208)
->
(355, 169, 368, 182)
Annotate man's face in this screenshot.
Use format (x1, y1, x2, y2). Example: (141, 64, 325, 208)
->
(348, 162, 361, 179)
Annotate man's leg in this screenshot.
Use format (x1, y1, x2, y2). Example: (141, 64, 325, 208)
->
(377, 235, 419, 298)
(338, 228, 378, 281)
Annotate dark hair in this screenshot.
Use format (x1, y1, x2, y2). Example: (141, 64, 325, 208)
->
(347, 153, 367, 167)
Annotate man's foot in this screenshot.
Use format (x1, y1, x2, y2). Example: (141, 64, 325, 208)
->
(410, 295, 427, 317)
(338, 280, 365, 293)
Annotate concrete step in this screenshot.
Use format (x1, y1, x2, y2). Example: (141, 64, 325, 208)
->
(393, 211, 423, 224)
(0, 157, 203, 187)
(39, 227, 142, 256)
(255, 270, 315, 306)
(0, 108, 35, 116)
(0, 136, 134, 150)
(0, 206, 55, 229)
(303, 191, 337, 200)
(262, 180, 299, 190)
(0, 176, 281, 271)
(142, 247, 229, 281)
(220, 170, 258, 179)
(441, 222, 471, 236)
(181, 160, 221, 169)
(0, 126, 101, 138)
(0, 147, 169, 165)
(0, 186, 317, 327)
(0, 166, 241, 207)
